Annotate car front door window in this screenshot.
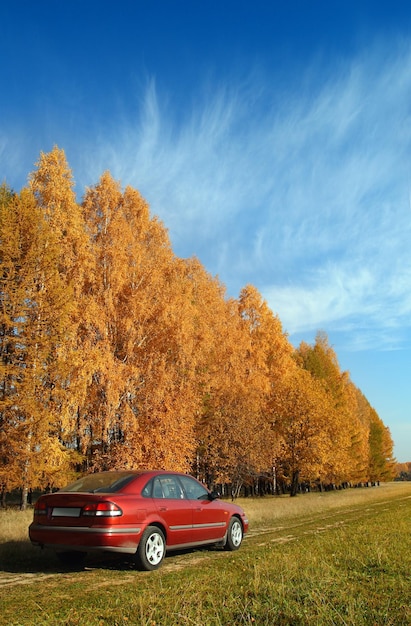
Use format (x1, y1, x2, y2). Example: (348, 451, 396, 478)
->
(179, 475, 209, 501)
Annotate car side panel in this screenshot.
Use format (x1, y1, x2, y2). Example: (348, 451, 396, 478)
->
(191, 498, 229, 542)
(151, 497, 195, 546)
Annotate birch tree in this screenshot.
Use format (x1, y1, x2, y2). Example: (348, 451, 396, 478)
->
(0, 189, 76, 507)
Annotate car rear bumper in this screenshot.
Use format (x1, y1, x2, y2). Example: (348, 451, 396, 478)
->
(29, 523, 142, 553)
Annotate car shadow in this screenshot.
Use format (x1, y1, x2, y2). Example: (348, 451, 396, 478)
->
(0, 540, 219, 574)
(0, 539, 130, 574)
(1, 540, 77, 574)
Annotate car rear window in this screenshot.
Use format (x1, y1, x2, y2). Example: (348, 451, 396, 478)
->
(60, 471, 140, 493)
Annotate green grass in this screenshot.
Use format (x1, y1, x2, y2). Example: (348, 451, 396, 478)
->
(1, 483, 411, 625)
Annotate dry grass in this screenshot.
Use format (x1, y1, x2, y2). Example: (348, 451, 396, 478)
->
(236, 481, 411, 525)
(0, 508, 33, 542)
(1, 482, 411, 625)
(1, 481, 410, 542)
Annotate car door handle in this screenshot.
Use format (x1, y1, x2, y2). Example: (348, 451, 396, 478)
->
(159, 506, 167, 511)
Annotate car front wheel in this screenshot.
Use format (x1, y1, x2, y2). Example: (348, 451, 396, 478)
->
(224, 517, 243, 551)
(135, 526, 166, 570)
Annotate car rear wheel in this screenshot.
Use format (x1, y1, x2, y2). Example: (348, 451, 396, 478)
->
(224, 517, 243, 551)
(135, 526, 166, 570)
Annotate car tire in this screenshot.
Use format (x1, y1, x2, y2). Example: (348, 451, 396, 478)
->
(135, 526, 166, 571)
(224, 517, 243, 551)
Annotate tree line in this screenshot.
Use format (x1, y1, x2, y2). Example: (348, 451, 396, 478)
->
(395, 462, 411, 481)
(0, 147, 396, 507)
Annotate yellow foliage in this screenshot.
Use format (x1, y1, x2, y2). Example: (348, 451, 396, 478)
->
(0, 153, 395, 499)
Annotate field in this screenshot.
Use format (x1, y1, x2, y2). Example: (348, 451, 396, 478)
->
(1, 483, 411, 625)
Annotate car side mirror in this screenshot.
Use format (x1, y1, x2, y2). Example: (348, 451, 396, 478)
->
(209, 490, 220, 500)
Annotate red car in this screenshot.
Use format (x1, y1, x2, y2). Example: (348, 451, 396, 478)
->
(29, 470, 248, 570)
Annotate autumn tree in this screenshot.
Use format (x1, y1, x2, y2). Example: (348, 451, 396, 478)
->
(345, 383, 372, 483)
(180, 268, 255, 490)
(0, 188, 79, 508)
(173, 260, 242, 468)
(119, 254, 204, 471)
(196, 284, 295, 493)
(236, 285, 294, 489)
(298, 332, 359, 485)
(80, 174, 201, 471)
(1, 152, 396, 497)
(29, 147, 93, 469)
(29, 147, 91, 292)
(368, 406, 396, 481)
(271, 366, 332, 496)
(395, 462, 411, 480)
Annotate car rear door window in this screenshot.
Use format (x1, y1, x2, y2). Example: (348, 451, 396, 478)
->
(159, 476, 185, 499)
(143, 476, 186, 499)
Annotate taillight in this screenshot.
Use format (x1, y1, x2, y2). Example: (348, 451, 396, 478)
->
(34, 500, 47, 516)
(81, 502, 122, 517)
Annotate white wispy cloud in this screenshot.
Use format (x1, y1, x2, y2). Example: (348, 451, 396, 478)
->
(110, 43, 411, 351)
(2, 39, 411, 351)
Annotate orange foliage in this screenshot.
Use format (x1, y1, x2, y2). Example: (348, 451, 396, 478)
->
(0, 152, 396, 500)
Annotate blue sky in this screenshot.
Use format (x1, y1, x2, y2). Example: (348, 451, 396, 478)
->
(1, 1, 410, 462)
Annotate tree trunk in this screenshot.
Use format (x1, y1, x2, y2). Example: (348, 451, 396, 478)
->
(272, 466, 277, 495)
(20, 485, 28, 511)
(290, 469, 299, 497)
(0, 485, 6, 509)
